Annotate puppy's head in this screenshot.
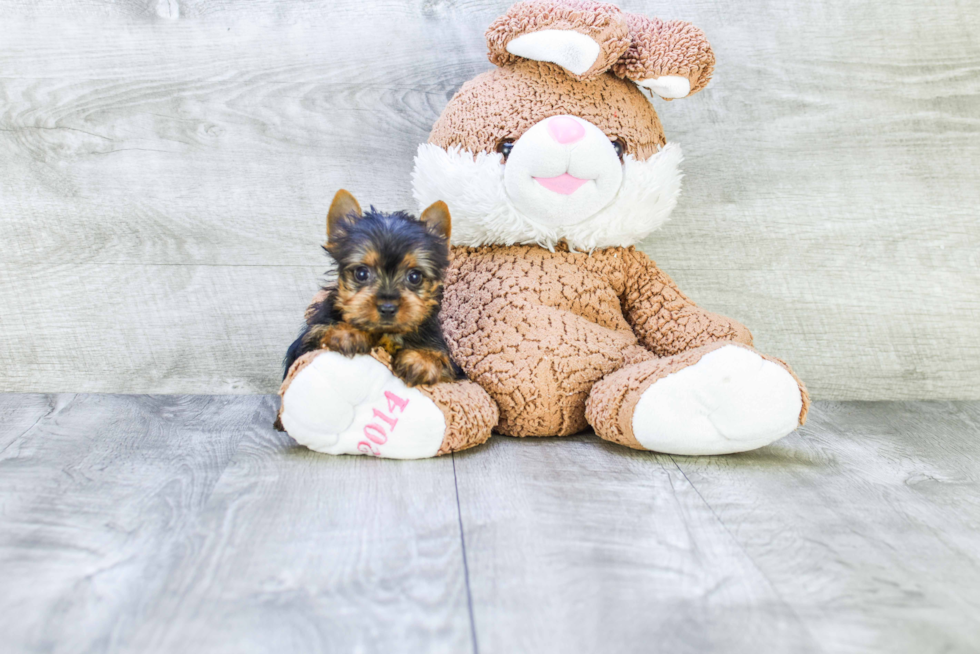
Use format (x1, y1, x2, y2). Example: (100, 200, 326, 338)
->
(325, 190, 450, 333)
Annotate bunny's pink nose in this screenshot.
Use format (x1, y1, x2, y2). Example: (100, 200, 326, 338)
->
(548, 116, 585, 144)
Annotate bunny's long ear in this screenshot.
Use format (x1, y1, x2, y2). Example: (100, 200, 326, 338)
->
(485, 1, 630, 80)
(612, 14, 715, 100)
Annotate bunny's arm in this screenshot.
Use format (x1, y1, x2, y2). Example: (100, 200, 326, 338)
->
(612, 14, 715, 99)
(617, 247, 751, 356)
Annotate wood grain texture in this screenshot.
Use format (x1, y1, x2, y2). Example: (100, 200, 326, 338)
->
(0, 394, 473, 654)
(451, 435, 819, 653)
(0, 0, 977, 397)
(0, 394, 255, 653)
(2, 394, 980, 652)
(672, 401, 980, 653)
(0, 264, 322, 393)
(0, 393, 63, 450)
(453, 403, 980, 654)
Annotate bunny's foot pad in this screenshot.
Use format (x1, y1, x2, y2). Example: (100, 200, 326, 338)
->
(280, 352, 446, 459)
(632, 345, 803, 455)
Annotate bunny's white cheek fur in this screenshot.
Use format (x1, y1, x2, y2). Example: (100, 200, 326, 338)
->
(412, 141, 683, 251)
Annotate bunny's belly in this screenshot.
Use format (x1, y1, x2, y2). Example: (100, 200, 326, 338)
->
(442, 244, 645, 436)
(475, 305, 640, 436)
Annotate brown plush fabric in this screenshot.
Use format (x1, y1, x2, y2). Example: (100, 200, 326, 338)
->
(425, 382, 499, 455)
(428, 61, 666, 161)
(586, 341, 810, 450)
(618, 248, 752, 355)
(441, 244, 757, 438)
(612, 14, 715, 97)
(485, 1, 630, 80)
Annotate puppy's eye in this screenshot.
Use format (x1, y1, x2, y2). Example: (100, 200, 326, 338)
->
(353, 266, 371, 282)
(406, 269, 423, 286)
(611, 138, 627, 161)
(496, 138, 515, 161)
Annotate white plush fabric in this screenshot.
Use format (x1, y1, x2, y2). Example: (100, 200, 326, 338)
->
(503, 115, 623, 227)
(638, 75, 691, 99)
(280, 352, 446, 459)
(631, 345, 803, 455)
(412, 141, 683, 251)
(505, 29, 601, 76)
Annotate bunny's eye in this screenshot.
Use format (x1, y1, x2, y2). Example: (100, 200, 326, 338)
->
(611, 138, 627, 161)
(496, 138, 516, 160)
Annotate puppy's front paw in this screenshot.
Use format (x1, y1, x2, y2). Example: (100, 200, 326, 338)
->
(306, 323, 372, 357)
(393, 348, 456, 387)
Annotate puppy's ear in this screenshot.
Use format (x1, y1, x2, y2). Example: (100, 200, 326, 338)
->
(420, 201, 451, 242)
(326, 189, 363, 241)
(485, 1, 629, 80)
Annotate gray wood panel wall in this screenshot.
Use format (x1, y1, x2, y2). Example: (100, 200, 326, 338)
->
(1, 0, 978, 398)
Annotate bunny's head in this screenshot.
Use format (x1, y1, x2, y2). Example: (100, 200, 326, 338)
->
(412, 0, 715, 251)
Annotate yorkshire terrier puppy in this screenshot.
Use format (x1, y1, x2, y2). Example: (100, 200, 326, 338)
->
(282, 189, 463, 388)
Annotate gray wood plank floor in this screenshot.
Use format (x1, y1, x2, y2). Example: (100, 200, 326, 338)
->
(1, 395, 978, 653)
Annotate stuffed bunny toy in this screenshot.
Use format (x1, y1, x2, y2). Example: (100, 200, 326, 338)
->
(278, 0, 809, 459)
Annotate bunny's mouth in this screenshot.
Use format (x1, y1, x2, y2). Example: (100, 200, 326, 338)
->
(533, 173, 592, 195)
(498, 115, 623, 226)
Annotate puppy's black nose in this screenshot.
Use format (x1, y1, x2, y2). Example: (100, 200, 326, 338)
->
(378, 302, 398, 318)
